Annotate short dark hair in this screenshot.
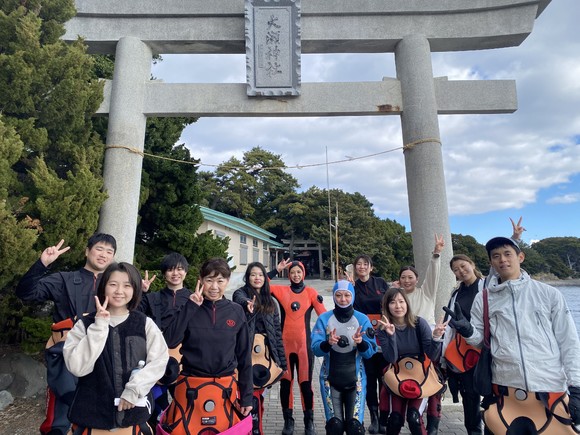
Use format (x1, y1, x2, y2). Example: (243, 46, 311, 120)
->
(87, 233, 117, 253)
(160, 252, 189, 274)
(200, 258, 231, 279)
(353, 254, 373, 268)
(97, 262, 142, 311)
(485, 237, 521, 259)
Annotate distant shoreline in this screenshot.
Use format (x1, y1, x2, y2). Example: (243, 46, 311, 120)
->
(541, 279, 580, 287)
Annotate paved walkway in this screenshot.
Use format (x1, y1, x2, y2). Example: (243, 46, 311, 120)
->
(226, 278, 467, 434)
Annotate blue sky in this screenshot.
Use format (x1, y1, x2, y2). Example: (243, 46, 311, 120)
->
(152, 0, 580, 245)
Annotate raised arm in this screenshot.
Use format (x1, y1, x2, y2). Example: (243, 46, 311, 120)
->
(420, 234, 444, 301)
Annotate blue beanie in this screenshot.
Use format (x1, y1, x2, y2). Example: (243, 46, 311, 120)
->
(333, 280, 355, 307)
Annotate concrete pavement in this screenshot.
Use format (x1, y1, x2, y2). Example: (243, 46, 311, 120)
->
(226, 278, 467, 434)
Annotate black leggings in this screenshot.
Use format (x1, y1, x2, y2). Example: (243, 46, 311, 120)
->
(363, 352, 387, 408)
(448, 369, 482, 432)
(280, 353, 314, 410)
(330, 385, 357, 422)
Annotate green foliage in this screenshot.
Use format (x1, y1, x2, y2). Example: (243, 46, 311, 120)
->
(29, 159, 106, 264)
(1, 1, 107, 345)
(19, 315, 51, 354)
(0, 203, 39, 289)
(265, 186, 410, 280)
(200, 147, 299, 227)
(531, 237, 580, 278)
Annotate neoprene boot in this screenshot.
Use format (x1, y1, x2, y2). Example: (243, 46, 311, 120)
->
(426, 415, 440, 435)
(368, 406, 379, 434)
(282, 408, 294, 435)
(378, 410, 388, 434)
(304, 409, 316, 435)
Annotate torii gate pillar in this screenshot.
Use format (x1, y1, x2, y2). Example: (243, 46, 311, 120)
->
(396, 35, 451, 313)
(99, 37, 151, 259)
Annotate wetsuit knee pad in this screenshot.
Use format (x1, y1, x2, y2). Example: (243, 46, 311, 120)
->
(345, 418, 364, 435)
(406, 407, 422, 435)
(387, 412, 404, 433)
(325, 417, 344, 435)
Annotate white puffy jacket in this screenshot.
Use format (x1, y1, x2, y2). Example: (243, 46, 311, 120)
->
(466, 270, 580, 392)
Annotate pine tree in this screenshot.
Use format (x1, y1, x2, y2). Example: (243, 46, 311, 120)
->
(0, 1, 106, 272)
(0, 1, 106, 345)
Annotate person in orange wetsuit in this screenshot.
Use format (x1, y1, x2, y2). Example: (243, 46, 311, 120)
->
(270, 261, 326, 435)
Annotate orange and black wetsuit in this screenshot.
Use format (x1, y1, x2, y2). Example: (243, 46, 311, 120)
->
(270, 263, 326, 422)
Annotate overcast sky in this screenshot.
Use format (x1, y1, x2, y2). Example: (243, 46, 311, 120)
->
(152, 0, 580, 245)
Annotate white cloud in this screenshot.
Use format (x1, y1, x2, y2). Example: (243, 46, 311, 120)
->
(547, 193, 580, 205)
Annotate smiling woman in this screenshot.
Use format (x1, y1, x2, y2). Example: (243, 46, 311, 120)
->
(161, 258, 254, 434)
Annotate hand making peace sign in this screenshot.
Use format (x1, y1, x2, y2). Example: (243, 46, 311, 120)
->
(378, 315, 395, 336)
(327, 328, 339, 346)
(95, 296, 110, 320)
(510, 216, 526, 241)
(433, 233, 445, 255)
(142, 270, 157, 293)
(352, 326, 364, 344)
(40, 239, 71, 267)
(432, 315, 449, 339)
(246, 295, 257, 314)
(276, 258, 291, 274)
(190, 279, 204, 306)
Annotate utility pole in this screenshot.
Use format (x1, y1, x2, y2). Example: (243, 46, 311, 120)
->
(326, 147, 335, 281)
(335, 203, 339, 277)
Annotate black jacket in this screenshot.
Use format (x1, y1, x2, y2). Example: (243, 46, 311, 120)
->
(139, 287, 192, 331)
(353, 275, 389, 316)
(163, 297, 253, 406)
(233, 285, 288, 371)
(16, 259, 99, 322)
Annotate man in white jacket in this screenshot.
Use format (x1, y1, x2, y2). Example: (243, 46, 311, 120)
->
(447, 236, 580, 434)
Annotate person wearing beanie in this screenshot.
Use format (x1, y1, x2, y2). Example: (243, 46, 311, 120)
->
(271, 261, 326, 435)
(311, 280, 376, 435)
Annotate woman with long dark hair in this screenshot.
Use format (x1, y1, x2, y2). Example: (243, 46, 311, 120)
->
(233, 262, 288, 435)
(442, 254, 484, 434)
(377, 288, 446, 435)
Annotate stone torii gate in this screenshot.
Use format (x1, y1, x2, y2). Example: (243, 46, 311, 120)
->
(63, 0, 551, 313)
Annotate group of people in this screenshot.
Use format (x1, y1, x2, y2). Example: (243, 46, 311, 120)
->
(13, 215, 580, 435)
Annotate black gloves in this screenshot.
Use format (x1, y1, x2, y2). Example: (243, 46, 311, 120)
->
(442, 302, 474, 338)
(569, 386, 580, 424)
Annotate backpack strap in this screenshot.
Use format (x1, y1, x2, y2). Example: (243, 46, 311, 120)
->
(482, 288, 490, 348)
(415, 319, 426, 363)
(62, 270, 89, 320)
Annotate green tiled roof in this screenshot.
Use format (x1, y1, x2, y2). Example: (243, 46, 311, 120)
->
(199, 206, 284, 248)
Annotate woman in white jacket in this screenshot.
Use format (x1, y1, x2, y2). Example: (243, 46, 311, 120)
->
(390, 234, 444, 434)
